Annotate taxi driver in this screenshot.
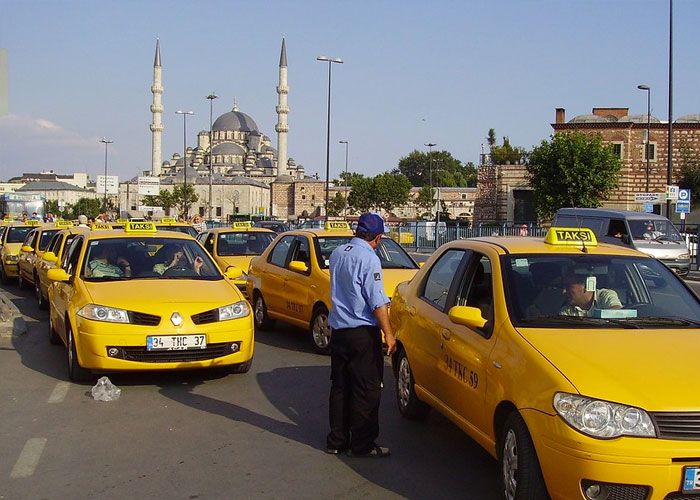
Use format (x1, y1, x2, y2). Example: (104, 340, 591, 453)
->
(559, 270, 621, 317)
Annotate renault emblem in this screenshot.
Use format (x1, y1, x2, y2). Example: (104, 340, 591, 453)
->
(170, 312, 183, 327)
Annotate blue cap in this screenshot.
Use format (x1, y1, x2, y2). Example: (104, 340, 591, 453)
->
(357, 213, 384, 234)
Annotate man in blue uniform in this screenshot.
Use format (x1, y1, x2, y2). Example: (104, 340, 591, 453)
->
(326, 213, 397, 458)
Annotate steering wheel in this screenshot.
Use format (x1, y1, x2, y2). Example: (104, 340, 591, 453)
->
(162, 265, 191, 277)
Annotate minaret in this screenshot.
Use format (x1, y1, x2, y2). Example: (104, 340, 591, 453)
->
(150, 39, 164, 176)
(275, 37, 289, 175)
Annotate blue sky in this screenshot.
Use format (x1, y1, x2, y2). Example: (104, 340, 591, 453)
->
(1, 0, 698, 183)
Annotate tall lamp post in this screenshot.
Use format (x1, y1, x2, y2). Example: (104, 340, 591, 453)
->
(637, 85, 651, 192)
(99, 137, 113, 213)
(205, 93, 218, 222)
(424, 143, 436, 216)
(339, 140, 349, 219)
(175, 110, 194, 220)
(317, 55, 343, 217)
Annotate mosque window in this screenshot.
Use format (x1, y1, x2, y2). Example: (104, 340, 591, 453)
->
(302, 195, 306, 200)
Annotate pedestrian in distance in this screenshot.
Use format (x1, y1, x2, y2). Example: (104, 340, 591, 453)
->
(326, 212, 397, 458)
(77, 214, 89, 227)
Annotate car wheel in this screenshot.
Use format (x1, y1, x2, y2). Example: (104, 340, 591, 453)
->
(35, 274, 47, 310)
(310, 306, 331, 355)
(48, 307, 61, 345)
(499, 412, 550, 500)
(253, 293, 275, 330)
(228, 357, 253, 374)
(395, 347, 431, 420)
(67, 324, 91, 382)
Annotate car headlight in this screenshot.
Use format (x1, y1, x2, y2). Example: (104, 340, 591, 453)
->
(678, 253, 690, 260)
(6, 254, 19, 262)
(218, 301, 250, 321)
(553, 392, 656, 439)
(77, 304, 130, 323)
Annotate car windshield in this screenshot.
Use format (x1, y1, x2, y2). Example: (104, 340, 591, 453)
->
(156, 225, 198, 238)
(627, 219, 684, 242)
(7, 226, 33, 243)
(81, 237, 221, 281)
(316, 236, 418, 270)
(39, 229, 59, 250)
(502, 254, 700, 328)
(217, 232, 275, 256)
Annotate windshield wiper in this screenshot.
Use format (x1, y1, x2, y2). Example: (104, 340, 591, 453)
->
(625, 316, 700, 327)
(84, 276, 129, 282)
(519, 315, 639, 328)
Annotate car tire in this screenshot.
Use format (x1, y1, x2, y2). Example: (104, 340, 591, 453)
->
(310, 305, 331, 355)
(253, 293, 275, 331)
(35, 273, 47, 310)
(228, 357, 253, 374)
(395, 347, 431, 420)
(67, 324, 91, 382)
(48, 308, 61, 345)
(499, 412, 550, 500)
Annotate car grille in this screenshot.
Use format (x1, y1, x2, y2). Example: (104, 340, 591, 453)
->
(110, 342, 238, 363)
(191, 309, 218, 325)
(650, 412, 700, 440)
(129, 311, 161, 326)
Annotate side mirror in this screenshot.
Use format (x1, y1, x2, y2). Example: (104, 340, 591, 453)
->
(47, 268, 71, 283)
(21, 245, 34, 253)
(224, 266, 243, 280)
(448, 305, 487, 329)
(418, 262, 425, 268)
(42, 251, 58, 263)
(289, 260, 309, 273)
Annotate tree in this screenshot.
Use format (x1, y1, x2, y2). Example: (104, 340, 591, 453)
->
(490, 135, 526, 164)
(171, 184, 198, 218)
(677, 139, 700, 208)
(327, 192, 347, 217)
(415, 185, 435, 216)
(394, 150, 474, 187)
(65, 198, 103, 220)
(526, 131, 621, 220)
(372, 173, 412, 213)
(346, 177, 374, 213)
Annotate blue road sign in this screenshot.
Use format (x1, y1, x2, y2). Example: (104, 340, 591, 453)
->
(643, 202, 654, 213)
(679, 189, 691, 202)
(676, 201, 691, 213)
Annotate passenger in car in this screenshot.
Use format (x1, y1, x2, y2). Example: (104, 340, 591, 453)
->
(559, 270, 621, 317)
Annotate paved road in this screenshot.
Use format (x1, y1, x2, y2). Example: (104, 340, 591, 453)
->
(0, 284, 500, 500)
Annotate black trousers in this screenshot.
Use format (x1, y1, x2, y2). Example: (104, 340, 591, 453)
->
(327, 325, 384, 454)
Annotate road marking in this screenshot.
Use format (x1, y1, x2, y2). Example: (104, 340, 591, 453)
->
(10, 438, 47, 478)
(47, 382, 70, 403)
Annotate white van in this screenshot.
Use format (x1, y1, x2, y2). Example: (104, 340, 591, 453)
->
(553, 208, 691, 276)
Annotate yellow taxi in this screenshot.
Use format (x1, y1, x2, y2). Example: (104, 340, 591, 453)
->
(18, 220, 73, 291)
(389, 227, 700, 500)
(197, 221, 276, 292)
(155, 217, 198, 238)
(0, 220, 42, 284)
(35, 225, 89, 310)
(46, 221, 254, 381)
(246, 221, 420, 353)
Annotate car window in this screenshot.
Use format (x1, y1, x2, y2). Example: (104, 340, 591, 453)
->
(38, 229, 59, 251)
(156, 225, 198, 238)
(420, 249, 466, 311)
(628, 219, 684, 242)
(60, 234, 79, 258)
(375, 238, 418, 269)
(203, 234, 214, 254)
(455, 253, 494, 336)
(24, 229, 39, 248)
(316, 236, 353, 268)
(269, 235, 294, 268)
(7, 226, 33, 243)
(289, 237, 311, 268)
(46, 233, 62, 254)
(217, 232, 275, 256)
(65, 238, 84, 276)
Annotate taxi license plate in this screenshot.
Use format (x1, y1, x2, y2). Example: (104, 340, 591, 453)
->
(683, 466, 700, 493)
(147, 335, 206, 351)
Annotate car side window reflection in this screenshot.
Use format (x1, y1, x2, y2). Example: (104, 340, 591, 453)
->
(64, 238, 84, 276)
(269, 235, 294, 268)
(420, 249, 465, 311)
(456, 253, 494, 336)
(289, 237, 311, 267)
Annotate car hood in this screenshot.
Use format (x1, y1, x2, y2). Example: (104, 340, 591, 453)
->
(216, 255, 255, 272)
(633, 240, 688, 259)
(3, 242, 22, 256)
(85, 279, 242, 308)
(518, 328, 700, 411)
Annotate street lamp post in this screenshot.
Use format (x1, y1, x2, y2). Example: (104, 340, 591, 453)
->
(317, 55, 343, 218)
(638, 84, 651, 192)
(99, 137, 113, 213)
(205, 93, 218, 222)
(175, 110, 194, 220)
(424, 143, 436, 217)
(339, 140, 349, 219)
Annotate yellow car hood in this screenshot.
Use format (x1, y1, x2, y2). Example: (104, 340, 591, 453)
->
(85, 279, 242, 307)
(383, 269, 418, 298)
(520, 328, 700, 410)
(3, 242, 22, 256)
(216, 255, 254, 272)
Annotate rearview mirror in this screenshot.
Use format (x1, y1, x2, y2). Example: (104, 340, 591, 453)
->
(47, 268, 71, 283)
(289, 260, 309, 273)
(448, 305, 487, 329)
(224, 266, 243, 280)
(42, 251, 58, 263)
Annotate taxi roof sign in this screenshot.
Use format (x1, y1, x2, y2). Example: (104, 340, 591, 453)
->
(160, 217, 177, 224)
(232, 221, 253, 229)
(125, 221, 157, 232)
(91, 223, 113, 230)
(324, 221, 351, 231)
(54, 220, 73, 228)
(116, 218, 129, 224)
(544, 227, 597, 246)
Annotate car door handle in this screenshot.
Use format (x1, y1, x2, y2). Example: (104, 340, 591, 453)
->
(441, 329, 451, 341)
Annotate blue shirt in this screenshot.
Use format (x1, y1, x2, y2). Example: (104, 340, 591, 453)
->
(328, 237, 390, 330)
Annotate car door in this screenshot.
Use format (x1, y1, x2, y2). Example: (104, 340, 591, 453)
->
(438, 251, 496, 435)
(19, 229, 38, 281)
(262, 235, 295, 318)
(282, 235, 314, 324)
(408, 248, 470, 400)
(51, 236, 84, 341)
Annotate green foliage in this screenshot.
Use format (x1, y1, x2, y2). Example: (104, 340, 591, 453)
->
(64, 198, 103, 220)
(677, 139, 700, 208)
(526, 131, 621, 220)
(394, 150, 475, 187)
(490, 135, 526, 164)
(487, 128, 497, 148)
(327, 192, 347, 217)
(347, 177, 375, 213)
(171, 184, 198, 217)
(345, 173, 412, 214)
(415, 185, 435, 214)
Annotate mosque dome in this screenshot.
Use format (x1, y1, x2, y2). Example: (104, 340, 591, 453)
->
(620, 114, 661, 124)
(212, 143, 246, 155)
(569, 114, 616, 124)
(213, 108, 259, 132)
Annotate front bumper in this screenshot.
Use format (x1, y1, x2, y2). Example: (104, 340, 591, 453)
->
(524, 409, 700, 500)
(661, 259, 690, 276)
(73, 314, 254, 371)
(2, 261, 19, 278)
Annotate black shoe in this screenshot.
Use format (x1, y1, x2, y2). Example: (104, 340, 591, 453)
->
(326, 446, 346, 455)
(347, 444, 391, 458)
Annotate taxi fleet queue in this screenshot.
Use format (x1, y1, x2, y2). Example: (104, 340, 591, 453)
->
(1, 214, 700, 500)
